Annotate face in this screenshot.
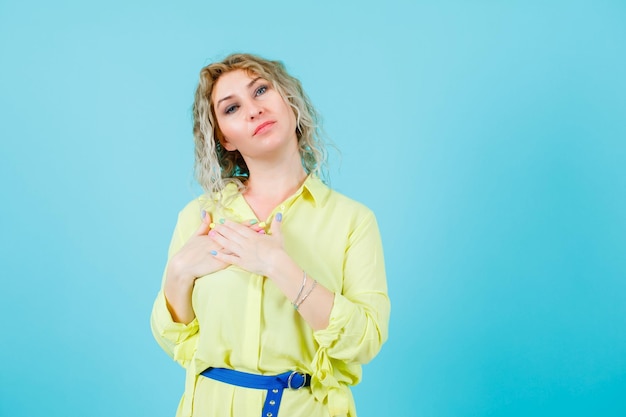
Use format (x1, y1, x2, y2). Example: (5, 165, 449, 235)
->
(212, 69, 298, 160)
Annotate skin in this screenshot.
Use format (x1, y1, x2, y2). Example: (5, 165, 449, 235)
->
(164, 69, 334, 330)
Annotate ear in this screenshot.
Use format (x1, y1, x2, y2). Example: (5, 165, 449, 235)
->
(216, 131, 237, 152)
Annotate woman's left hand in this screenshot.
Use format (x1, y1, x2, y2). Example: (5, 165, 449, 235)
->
(208, 214, 284, 276)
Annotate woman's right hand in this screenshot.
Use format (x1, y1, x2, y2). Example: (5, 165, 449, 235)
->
(164, 211, 230, 323)
(167, 211, 231, 285)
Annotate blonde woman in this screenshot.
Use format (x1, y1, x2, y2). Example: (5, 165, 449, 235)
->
(150, 53, 390, 417)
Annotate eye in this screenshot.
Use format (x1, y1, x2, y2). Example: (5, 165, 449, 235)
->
(255, 85, 268, 96)
(224, 104, 238, 115)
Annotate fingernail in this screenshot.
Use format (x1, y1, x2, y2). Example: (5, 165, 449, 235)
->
(258, 230, 266, 234)
(249, 219, 258, 225)
(219, 218, 225, 224)
(201, 210, 206, 219)
(209, 230, 216, 237)
(258, 222, 266, 228)
(275, 213, 282, 222)
(209, 223, 215, 228)
(210, 250, 217, 256)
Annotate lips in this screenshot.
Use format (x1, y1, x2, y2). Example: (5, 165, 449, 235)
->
(253, 121, 275, 136)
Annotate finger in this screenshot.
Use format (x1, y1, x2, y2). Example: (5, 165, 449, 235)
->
(249, 224, 265, 233)
(245, 218, 260, 227)
(245, 219, 265, 233)
(219, 220, 257, 241)
(210, 249, 240, 266)
(268, 212, 282, 237)
(195, 210, 212, 236)
(208, 229, 237, 253)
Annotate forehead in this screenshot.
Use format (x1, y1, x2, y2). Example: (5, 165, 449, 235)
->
(212, 69, 261, 101)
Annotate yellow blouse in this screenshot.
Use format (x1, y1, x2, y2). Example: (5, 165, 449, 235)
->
(150, 176, 390, 417)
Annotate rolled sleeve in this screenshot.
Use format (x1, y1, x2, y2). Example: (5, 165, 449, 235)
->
(308, 210, 391, 416)
(150, 199, 204, 368)
(150, 289, 200, 367)
(314, 291, 389, 363)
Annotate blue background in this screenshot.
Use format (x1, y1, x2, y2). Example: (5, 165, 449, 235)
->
(1, 1, 625, 416)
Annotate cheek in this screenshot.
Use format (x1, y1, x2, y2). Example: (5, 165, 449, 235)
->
(216, 117, 236, 137)
(287, 106, 298, 130)
(278, 99, 296, 124)
(217, 117, 248, 145)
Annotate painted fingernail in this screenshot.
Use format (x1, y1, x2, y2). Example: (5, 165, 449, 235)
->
(258, 221, 266, 228)
(275, 213, 282, 222)
(201, 210, 206, 219)
(249, 219, 258, 225)
(209, 223, 215, 228)
(210, 250, 217, 256)
(219, 218, 225, 224)
(209, 230, 216, 237)
(258, 230, 266, 234)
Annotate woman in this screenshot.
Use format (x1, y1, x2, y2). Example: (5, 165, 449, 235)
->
(150, 53, 390, 417)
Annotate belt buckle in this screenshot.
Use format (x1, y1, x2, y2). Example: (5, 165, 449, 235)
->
(287, 371, 306, 390)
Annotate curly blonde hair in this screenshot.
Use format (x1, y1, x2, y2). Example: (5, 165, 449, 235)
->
(192, 53, 328, 199)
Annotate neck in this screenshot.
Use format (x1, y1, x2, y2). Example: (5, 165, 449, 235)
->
(242, 148, 308, 219)
(245, 159, 307, 201)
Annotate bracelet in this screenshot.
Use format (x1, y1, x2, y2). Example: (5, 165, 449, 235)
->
(294, 279, 317, 311)
(292, 271, 307, 307)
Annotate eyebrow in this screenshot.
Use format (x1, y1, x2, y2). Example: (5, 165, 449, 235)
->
(216, 76, 263, 108)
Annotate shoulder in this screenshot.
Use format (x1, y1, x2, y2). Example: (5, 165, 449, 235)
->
(170, 198, 204, 239)
(309, 178, 376, 223)
(328, 188, 371, 211)
(179, 197, 203, 214)
(328, 189, 379, 232)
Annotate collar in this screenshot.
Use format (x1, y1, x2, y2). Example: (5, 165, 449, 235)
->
(215, 174, 330, 208)
(299, 174, 331, 207)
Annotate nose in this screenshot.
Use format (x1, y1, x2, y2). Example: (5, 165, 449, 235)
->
(247, 102, 263, 119)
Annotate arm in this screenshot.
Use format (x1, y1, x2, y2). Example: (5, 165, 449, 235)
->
(306, 210, 389, 416)
(313, 210, 389, 364)
(209, 214, 336, 330)
(164, 211, 229, 324)
(209, 210, 390, 361)
(149, 204, 228, 365)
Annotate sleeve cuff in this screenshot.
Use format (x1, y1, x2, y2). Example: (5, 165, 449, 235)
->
(313, 293, 356, 348)
(150, 290, 199, 364)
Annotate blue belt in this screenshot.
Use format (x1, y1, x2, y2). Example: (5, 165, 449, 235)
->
(200, 367, 311, 417)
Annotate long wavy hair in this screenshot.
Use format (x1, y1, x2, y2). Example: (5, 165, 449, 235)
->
(192, 53, 328, 200)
